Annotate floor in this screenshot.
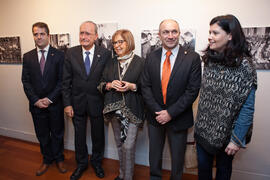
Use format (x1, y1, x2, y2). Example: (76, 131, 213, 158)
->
(0, 135, 198, 180)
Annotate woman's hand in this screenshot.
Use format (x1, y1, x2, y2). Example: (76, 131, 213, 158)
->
(64, 106, 74, 118)
(225, 142, 240, 156)
(111, 80, 136, 92)
(110, 80, 124, 90)
(118, 81, 130, 92)
(105, 82, 112, 90)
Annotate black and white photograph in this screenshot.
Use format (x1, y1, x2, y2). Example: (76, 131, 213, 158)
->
(96, 23, 118, 51)
(179, 29, 196, 51)
(141, 29, 196, 59)
(0, 36, 22, 64)
(50, 33, 70, 53)
(141, 30, 161, 59)
(243, 26, 270, 70)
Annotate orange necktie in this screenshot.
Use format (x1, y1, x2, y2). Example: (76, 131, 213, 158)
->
(161, 51, 172, 104)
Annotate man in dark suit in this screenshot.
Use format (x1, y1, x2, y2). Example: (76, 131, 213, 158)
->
(141, 19, 201, 180)
(62, 21, 111, 180)
(21, 22, 66, 176)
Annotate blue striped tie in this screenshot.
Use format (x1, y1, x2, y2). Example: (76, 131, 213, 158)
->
(85, 51, 91, 75)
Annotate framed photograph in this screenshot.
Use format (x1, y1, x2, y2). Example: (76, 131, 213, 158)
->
(141, 29, 196, 59)
(141, 30, 161, 59)
(50, 33, 70, 53)
(179, 29, 196, 51)
(243, 27, 270, 70)
(96, 23, 118, 51)
(0, 36, 22, 64)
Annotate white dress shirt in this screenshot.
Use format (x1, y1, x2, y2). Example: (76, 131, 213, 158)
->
(82, 45, 95, 67)
(37, 44, 50, 62)
(160, 44, 180, 79)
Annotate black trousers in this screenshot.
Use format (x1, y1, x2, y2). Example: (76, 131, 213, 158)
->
(148, 123, 187, 180)
(31, 102, 65, 164)
(72, 112, 105, 168)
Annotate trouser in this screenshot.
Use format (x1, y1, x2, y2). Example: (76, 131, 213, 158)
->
(72, 112, 105, 168)
(148, 123, 187, 180)
(31, 103, 65, 164)
(196, 143, 234, 180)
(111, 116, 138, 180)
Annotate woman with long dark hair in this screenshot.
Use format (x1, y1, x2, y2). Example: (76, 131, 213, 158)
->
(195, 14, 257, 180)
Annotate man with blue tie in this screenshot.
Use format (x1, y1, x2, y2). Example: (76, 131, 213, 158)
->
(62, 21, 111, 180)
(22, 22, 66, 176)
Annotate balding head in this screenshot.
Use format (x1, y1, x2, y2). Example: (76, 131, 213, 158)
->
(159, 19, 180, 50)
(159, 19, 180, 33)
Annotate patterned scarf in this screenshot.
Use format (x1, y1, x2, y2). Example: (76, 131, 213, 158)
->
(115, 52, 134, 142)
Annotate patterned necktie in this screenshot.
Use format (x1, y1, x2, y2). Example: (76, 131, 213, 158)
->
(40, 50, 46, 75)
(85, 51, 91, 75)
(161, 51, 172, 104)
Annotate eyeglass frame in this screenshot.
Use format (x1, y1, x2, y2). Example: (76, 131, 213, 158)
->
(112, 39, 126, 46)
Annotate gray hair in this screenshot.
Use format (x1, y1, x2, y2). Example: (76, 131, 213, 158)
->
(80, 21, 98, 34)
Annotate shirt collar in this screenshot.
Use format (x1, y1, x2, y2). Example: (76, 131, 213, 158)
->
(37, 44, 50, 53)
(162, 44, 180, 57)
(82, 44, 95, 55)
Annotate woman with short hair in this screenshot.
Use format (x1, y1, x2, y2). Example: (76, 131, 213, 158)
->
(98, 29, 144, 180)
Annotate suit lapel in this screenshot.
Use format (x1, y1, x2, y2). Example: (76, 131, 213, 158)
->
(169, 47, 185, 80)
(154, 49, 163, 99)
(89, 46, 101, 77)
(155, 49, 162, 83)
(75, 47, 87, 77)
(42, 46, 54, 79)
(32, 48, 41, 73)
(113, 59, 119, 80)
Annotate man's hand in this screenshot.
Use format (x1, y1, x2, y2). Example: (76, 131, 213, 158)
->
(155, 110, 172, 125)
(64, 106, 74, 118)
(40, 97, 51, 107)
(34, 99, 48, 108)
(225, 142, 240, 156)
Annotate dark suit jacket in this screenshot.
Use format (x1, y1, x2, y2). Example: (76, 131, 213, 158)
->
(141, 46, 201, 131)
(22, 46, 64, 111)
(62, 45, 111, 117)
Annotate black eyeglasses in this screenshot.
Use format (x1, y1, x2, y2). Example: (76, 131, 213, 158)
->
(112, 40, 126, 46)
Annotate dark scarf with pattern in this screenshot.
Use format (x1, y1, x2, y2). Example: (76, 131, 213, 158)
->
(195, 58, 257, 154)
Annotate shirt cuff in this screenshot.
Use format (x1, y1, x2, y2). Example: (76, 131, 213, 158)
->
(48, 98, 53, 104)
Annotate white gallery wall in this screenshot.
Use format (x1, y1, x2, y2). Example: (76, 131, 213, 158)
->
(0, 0, 270, 179)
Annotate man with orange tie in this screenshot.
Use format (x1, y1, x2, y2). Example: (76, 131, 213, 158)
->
(141, 19, 201, 180)
(22, 22, 66, 176)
